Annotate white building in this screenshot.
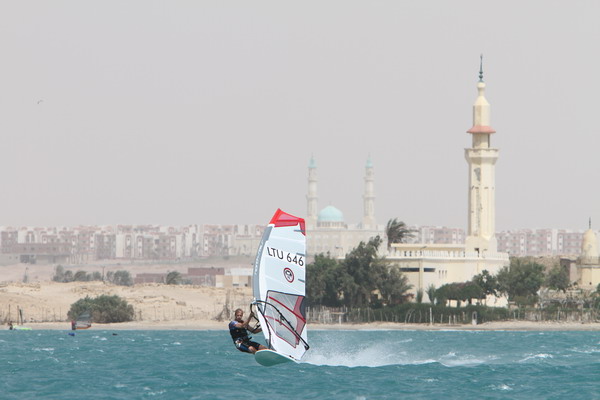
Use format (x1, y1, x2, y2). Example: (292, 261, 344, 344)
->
(407, 226, 466, 245)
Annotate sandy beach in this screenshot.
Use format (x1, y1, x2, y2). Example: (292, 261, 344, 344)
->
(1, 280, 599, 331)
(0, 280, 253, 329)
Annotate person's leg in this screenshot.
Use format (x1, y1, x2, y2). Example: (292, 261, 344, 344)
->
(247, 340, 264, 353)
(236, 341, 251, 353)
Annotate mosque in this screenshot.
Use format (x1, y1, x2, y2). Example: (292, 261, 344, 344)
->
(306, 62, 510, 303)
(305, 156, 384, 258)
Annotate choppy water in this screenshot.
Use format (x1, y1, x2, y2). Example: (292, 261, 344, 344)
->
(1, 329, 599, 399)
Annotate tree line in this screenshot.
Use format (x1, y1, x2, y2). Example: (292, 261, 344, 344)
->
(53, 265, 134, 286)
(307, 236, 412, 307)
(429, 257, 588, 308)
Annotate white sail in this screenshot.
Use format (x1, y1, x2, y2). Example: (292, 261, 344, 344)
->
(253, 209, 309, 362)
(75, 310, 92, 329)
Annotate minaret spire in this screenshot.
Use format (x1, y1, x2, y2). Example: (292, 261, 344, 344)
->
(467, 55, 495, 146)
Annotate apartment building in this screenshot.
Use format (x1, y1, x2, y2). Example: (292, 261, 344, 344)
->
(496, 229, 586, 256)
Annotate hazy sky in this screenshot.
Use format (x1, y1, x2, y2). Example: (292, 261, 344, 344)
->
(1, 1, 598, 230)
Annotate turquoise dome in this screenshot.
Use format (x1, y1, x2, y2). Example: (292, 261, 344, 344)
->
(318, 205, 344, 222)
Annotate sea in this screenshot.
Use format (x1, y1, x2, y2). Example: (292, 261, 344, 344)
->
(1, 329, 599, 399)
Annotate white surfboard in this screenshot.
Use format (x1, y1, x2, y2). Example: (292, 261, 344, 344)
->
(255, 349, 298, 367)
(253, 209, 309, 366)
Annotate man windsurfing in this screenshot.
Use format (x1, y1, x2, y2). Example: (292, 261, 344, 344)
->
(229, 308, 267, 354)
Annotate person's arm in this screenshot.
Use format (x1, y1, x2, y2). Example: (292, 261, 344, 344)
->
(231, 320, 247, 329)
(231, 315, 252, 330)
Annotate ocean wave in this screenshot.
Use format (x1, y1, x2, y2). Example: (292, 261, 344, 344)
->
(32, 347, 54, 352)
(491, 383, 513, 391)
(568, 346, 600, 354)
(519, 353, 554, 362)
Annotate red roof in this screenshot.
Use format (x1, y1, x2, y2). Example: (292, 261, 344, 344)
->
(467, 125, 496, 134)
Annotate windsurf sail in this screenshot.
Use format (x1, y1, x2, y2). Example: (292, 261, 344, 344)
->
(253, 209, 309, 362)
(75, 310, 92, 330)
(12, 307, 32, 330)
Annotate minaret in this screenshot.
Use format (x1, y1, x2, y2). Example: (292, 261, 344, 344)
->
(362, 156, 376, 229)
(465, 56, 498, 254)
(306, 156, 318, 228)
(580, 218, 599, 264)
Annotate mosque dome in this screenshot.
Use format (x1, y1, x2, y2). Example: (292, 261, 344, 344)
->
(317, 205, 344, 223)
(580, 229, 599, 264)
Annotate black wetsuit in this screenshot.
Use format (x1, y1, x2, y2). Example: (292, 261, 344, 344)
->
(229, 321, 262, 353)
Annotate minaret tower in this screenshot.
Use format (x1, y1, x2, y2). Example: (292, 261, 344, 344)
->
(306, 156, 318, 228)
(465, 56, 498, 254)
(580, 218, 599, 264)
(362, 156, 376, 229)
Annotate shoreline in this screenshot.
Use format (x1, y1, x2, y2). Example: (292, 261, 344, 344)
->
(2, 281, 599, 332)
(12, 320, 600, 332)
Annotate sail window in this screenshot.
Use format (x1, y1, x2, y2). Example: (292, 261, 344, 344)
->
(262, 290, 306, 348)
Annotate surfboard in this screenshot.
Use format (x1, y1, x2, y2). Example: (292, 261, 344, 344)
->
(252, 209, 309, 366)
(12, 325, 32, 331)
(255, 349, 298, 367)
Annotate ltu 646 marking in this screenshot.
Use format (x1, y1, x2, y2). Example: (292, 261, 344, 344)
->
(266, 247, 304, 267)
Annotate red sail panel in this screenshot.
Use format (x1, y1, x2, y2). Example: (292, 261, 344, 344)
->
(269, 209, 306, 235)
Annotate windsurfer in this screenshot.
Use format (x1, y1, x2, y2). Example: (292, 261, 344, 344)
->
(8, 321, 13, 330)
(229, 308, 266, 354)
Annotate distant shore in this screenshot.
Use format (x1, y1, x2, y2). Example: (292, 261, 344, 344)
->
(2, 281, 599, 332)
(14, 320, 600, 332)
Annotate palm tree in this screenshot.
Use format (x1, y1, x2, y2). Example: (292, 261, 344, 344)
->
(426, 284, 437, 305)
(385, 218, 415, 249)
(166, 271, 182, 285)
(416, 289, 424, 304)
